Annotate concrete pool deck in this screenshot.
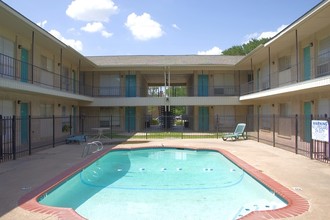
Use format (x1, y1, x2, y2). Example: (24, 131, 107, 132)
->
(0, 139, 329, 219)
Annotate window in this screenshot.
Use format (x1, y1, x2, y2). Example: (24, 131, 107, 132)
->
(40, 103, 54, 137)
(100, 74, 120, 96)
(40, 55, 54, 88)
(0, 37, 15, 78)
(40, 103, 53, 117)
(279, 103, 292, 136)
(261, 105, 271, 130)
(279, 103, 290, 117)
(278, 56, 291, 72)
(317, 36, 330, 77)
(62, 66, 70, 91)
(100, 107, 120, 127)
(318, 99, 330, 116)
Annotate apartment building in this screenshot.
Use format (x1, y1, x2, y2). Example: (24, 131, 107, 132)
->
(0, 1, 329, 145)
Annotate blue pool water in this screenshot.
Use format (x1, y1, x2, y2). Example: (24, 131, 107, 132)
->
(39, 148, 287, 219)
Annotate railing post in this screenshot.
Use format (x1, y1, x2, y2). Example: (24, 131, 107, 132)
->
(295, 114, 298, 154)
(310, 114, 313, 159)
(12, 115, 16, 160)
(29, 115, 32, 155)
(52, 115, 55, 148)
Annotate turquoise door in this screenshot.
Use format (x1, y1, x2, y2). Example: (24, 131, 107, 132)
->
(126, 75, 136, 97)
(20, 103, 29, 144)
(199, 107, 209, 131)
(21, 48, 28, 82)
(304, 102, 312, 142)
(198, 75, 208, 96)
(125, 107, 136, 132)
(303, 46, 311, 80)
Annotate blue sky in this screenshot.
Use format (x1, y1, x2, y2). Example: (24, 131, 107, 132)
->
(3, 0, 322, 56)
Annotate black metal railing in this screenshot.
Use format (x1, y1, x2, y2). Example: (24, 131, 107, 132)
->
(240, 50, 330, 95)
(1, 113, 329, 164)
(0, 53, 80, 94)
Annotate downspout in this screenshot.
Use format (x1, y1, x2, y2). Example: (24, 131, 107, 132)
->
(295, 29, 299, 82)
(268, 47, 271, 89)
(250, 58, 253, 93)
(60, 48, 63, 90)
(31, 31, 35, 84)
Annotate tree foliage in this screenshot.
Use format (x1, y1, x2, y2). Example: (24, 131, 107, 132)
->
(222, 38, 270, 55)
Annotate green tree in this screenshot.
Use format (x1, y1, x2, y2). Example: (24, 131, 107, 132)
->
(222, 38, 270, 55)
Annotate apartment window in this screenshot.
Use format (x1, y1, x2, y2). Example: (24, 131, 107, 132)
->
(279, 103, 291, 136)
(100, 107, 120, 127)
(0, 36, 15, 78)
(40, 55, 54, 88)
(317, 36, 330, 77)
(100, 74, 120, 96)
(318, 99, 330, 116)
(279, 103, 290, 117)
(278, 56, 291, 72)
(40, 103, 53, 117)
(40, 103, 53, 137)
(62, 66, 70, 91)
(261, 105, 271, 130)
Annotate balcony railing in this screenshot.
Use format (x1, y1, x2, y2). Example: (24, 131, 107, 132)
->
(0, 53, 80, 94)
(240, 50, 330, 95)
(2, 50, 329, 99)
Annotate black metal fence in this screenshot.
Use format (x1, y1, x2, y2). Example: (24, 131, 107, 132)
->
(1, 114, 329, 163)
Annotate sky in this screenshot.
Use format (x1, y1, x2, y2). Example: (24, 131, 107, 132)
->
(2, 0, 322, 56)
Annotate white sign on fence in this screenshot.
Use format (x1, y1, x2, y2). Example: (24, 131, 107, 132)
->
(311, 120, 329, 142)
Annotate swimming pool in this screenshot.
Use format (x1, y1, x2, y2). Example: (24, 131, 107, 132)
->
(37, 148, 287, 219)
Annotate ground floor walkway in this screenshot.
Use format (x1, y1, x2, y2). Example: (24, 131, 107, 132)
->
(0, 139, 329, 219)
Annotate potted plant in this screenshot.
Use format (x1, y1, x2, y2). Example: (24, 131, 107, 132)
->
(62, 124, 71, 132)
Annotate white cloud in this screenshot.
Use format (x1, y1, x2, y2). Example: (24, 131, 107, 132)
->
(101, 30, 113, 38)
(244, 24, 288, 43)
(125, 13, 164, 41)
(37, 20, 47, 28)
(81, 22, 105, 33)
(172, 24, 180, 30)
(66, 0, 118, 22)
(81, 22, 113, 38)
(198, 46, 222, 55)
(49, 29, 83, 52)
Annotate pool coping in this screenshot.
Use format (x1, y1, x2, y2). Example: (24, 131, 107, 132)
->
(18, 145, 309, 220)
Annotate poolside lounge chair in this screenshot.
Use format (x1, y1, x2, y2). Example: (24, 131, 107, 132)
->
(222, 123, 247, 141)
(66, 134, 87, 144)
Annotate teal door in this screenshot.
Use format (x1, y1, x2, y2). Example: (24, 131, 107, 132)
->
(126, 75, 136, 97)
(21, 48, 28, 82)
(304, 102, 312, 142)
(303, 46, 311, 80)
(20, 103, 29, 145)
(125, 107, 136, 132)
(198, 75, 208, 96)
(199, 107, 209, 131)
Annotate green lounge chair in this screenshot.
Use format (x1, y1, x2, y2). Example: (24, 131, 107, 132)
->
(222, 123, 247, 141)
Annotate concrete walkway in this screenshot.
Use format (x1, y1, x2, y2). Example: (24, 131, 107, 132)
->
(0, 139, 329, 219)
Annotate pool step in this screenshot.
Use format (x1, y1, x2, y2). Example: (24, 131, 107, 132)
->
(232, 201, 283, 219)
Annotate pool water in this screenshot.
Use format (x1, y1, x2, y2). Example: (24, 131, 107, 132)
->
(39, 148, 287, 220)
